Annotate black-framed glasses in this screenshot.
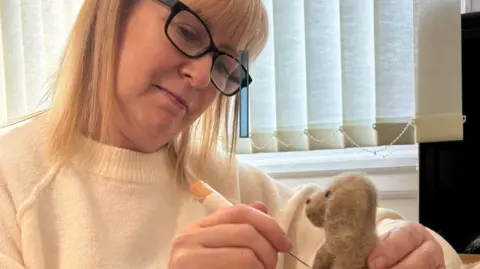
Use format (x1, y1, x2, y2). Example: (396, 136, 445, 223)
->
(157, 0, 252, 97)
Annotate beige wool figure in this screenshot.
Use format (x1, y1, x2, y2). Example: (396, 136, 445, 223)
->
(305, 172, 379, 269)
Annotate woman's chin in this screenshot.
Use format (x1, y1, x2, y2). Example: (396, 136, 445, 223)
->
(151, 112, 182, 130)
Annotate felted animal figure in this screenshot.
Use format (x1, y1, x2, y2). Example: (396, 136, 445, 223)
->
(305, 172, 379, 269)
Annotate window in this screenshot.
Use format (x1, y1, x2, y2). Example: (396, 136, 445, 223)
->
(235, 0, 465, 171)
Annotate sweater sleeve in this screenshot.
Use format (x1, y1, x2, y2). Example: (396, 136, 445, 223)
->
(235, 161, 463, 269)
(0, 173, 26, 268)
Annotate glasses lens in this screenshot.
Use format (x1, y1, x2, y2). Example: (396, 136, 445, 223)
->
(212, 54, 247, 95)
(167, 10, 210, 56)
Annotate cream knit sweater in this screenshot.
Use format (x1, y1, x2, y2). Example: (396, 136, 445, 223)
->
(0, 115, 464, 269)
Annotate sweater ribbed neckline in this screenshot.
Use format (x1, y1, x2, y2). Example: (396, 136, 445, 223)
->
(35, 114, 170, 184)
(71, 134, 169, 183)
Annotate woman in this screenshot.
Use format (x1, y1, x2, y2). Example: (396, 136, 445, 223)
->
(0, 0, 464, 268)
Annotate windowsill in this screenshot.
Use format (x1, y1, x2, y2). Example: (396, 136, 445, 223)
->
(236, 144, 419, 200)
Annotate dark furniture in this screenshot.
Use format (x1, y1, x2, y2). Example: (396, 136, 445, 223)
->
(418, 11, 480, 254)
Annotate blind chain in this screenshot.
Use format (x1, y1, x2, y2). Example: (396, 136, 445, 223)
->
(247, 117, 466, 158)
(245, 116, 467, 158)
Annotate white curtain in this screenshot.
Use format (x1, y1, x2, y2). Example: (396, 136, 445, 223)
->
(0, 0, 464, 153)
(0, 0, 83, 127)
(237, 0, 464, 154)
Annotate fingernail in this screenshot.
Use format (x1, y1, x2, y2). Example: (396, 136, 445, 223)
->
(369, 256, 387, 269)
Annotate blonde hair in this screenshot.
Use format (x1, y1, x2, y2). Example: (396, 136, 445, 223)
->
(6, 0, 268, 186)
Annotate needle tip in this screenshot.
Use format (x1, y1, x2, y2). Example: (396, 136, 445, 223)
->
(287, 251, 312, 268)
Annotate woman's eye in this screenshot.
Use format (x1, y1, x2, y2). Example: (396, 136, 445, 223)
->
(178, 25, 199, 41)
(215, 63, 230, 75)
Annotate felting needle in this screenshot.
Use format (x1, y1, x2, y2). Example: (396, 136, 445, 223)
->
(189, 179, 313, 268)
(288, 250, 312, 268)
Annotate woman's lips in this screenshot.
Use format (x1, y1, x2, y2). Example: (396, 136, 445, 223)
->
(153, 85, 188, 110)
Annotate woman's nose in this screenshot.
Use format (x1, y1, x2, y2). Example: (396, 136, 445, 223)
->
(181, 55, 212, 89)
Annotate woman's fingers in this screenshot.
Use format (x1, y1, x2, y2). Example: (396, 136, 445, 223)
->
(368, 222, 444, 269)
(168, 203, 286, 269)
(175, 223, 278, 269)
(194, 204, 292, 252)
(249, 201, 268, 214)
(369, 222, 424, 268)
(389, 240, 445, 269)
(170, 247, 265, 269)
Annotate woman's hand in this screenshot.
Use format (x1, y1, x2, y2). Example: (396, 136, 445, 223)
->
(368, 222, 446, 269)
(167, 202, 291, 269)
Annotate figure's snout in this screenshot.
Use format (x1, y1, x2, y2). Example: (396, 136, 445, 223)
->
(304, 192, 328, 228)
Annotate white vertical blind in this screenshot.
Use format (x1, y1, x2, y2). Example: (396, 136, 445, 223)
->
(0, 0, 464, 152)
(237, 0, 463, 154)
(413, 0, 464, 142)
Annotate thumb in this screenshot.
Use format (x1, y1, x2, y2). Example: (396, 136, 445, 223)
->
(249, 201, 268, 214)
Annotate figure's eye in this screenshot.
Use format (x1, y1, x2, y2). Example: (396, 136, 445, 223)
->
(325, 189, 331, 198)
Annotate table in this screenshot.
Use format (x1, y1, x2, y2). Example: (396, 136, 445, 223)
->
(460, 254, 480, 265)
